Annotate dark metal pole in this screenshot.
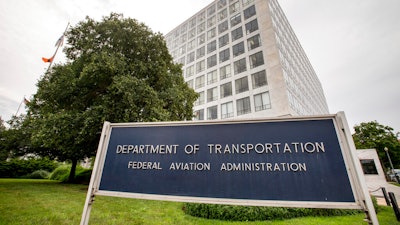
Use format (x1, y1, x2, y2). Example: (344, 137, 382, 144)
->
(382, 187, 391, 206)
(389, 192, 400, 221)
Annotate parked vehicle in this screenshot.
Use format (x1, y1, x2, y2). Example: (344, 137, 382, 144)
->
(388, 169, 400, 182)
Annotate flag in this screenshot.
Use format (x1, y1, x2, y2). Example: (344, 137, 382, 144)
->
(23, 97, 30, 105)
(55, 34, 64, 47)
(42, 56, 54, 63)
(41, 23, 69, 64)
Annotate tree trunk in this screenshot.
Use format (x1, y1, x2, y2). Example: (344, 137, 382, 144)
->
(68, 159, 78, 183)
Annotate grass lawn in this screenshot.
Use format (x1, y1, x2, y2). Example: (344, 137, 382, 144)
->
(0, 179, 399, 225)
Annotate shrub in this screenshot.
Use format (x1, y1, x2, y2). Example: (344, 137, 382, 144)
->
(49, 165, 71, 182)
(371, 195, 380, 213)
(75, 168, 92, 184)
(49, 165, 92, 183)
(25, 170, 50, 179)
(182, 203, 361, 221)
(0, 157, 57, 178)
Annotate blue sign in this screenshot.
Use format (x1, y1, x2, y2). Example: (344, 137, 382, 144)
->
(99, 118, 355, 203)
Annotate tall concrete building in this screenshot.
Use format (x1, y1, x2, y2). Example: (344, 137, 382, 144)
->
(165, 0, 329, 121)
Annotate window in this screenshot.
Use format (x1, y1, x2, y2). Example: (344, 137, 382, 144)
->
(208, 15, 216, 27)
(231, 27, 243, 41)
(179, 45, 186, 55)
(242, 0, 254, 6)
(249, 51, 264, 68)
(232, 42, 245, 57)
(207, 105, 218, 120)
(218, 0, 227, 9)
(186, 79, 193, 89)
(251, 70, 267, 88)
(207, 87, 218, 102)
(218, 20, 229, 34)
(197, 11, 206, 23)
(180, 35, 187, 44)
(237, 97, 251, 115)
(186, 65, 194, 77)
(234, 58, 246, 74)
(207, 54, 217, 68)
(219, 48, 230, 63)
(245, 19, 258, 34)
(188, 28, 196, 39)
(243, 5, 256, 20)
(220, 82, 232, 98)
(235, 76, 249, 93)
(177, 56, 185, 65)
(254, 92, 271, 111)
(197, 22, 206, 34)
(221, 101, 234, 119)
(187, 51, 195, 64)
(360, 159, 378, 175)
(229, 1, 240, 14)
(219, 33, 230, 48)
(180, 23, 187, 34)
(187, 39, 196, 51)
(230, 13, 242, 27)
(207, 28, 216, 40)
(196, 46, 205, 59)
(207, 4, 216, 16)
(194, 109, 204, 120)
(195, 91, 205, 105)
(198, 34, 205, 45)
(196, 60, 205, 73)
(189, 17, 196, 28)
(220, 64, 231, 80)
(207, 70, 218, 85)
(247, 34, 261, 51)
(195, 75, 205, 89)
(218, 9, 228, 21)
(207, 40, 217, 53)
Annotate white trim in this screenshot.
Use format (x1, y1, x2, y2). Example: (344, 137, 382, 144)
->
(95, 190, 362, 209)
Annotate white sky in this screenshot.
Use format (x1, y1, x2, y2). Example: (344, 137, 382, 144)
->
(0, 0, 399, 133)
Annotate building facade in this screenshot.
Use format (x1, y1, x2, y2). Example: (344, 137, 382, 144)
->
(165, 0, 329, 121)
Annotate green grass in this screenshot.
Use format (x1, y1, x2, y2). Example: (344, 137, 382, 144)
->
(0, 179, 399, 225)
(389, 182, 400, 187)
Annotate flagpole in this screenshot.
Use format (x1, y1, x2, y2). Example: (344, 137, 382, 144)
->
(14, 97, 25, 117)
(46, 22, 70, 72)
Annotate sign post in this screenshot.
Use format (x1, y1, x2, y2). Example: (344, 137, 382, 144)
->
(80, 112, 378, 224)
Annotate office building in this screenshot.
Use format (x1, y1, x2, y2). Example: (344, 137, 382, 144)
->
(165, 0, 329, 121)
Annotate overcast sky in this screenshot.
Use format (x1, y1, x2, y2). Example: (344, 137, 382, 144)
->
(0, 0, 399, 133)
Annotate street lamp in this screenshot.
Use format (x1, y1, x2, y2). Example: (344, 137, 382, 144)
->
(384, 147, 399, 183)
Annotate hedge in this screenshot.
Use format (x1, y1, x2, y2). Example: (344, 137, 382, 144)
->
(0, 157, 57, 178)
(49, 165, 92, 184)
(183, 203, 361, 221)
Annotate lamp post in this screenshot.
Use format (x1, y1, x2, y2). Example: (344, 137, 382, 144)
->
(384, 147, 399, 183)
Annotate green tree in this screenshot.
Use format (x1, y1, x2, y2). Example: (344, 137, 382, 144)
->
(0, 117, 8, 161)
(0, 115, 33, 161)
(27, 13, 197, 182)
(352, 121, 400, 170)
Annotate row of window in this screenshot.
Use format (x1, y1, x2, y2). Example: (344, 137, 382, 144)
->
(172, 18, 259, 60)
(194, 91, 271, 120)
(167, 2, 257, 52)
(170, 0, 255, 39)
(192, 70, 268, 105)
(185, 33, 261, 66)
(186, 51, 264, 78)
